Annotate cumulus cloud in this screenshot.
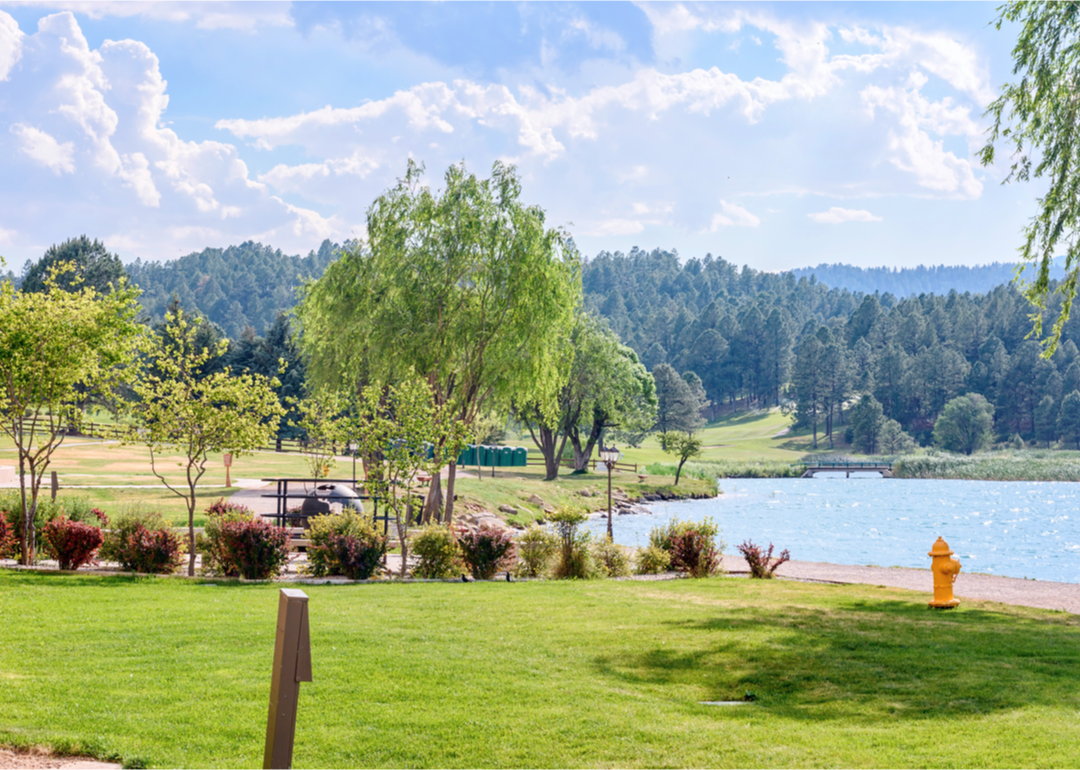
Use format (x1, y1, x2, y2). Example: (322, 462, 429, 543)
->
(0, 11, 23, 80)
(709, 200, 760, 229)
(11, 123, 75, 174)
(2, 2, 293, 31)
(809, 207, 882, 224)
(579, 218, 646, 236)
(0, 11, 348, 259)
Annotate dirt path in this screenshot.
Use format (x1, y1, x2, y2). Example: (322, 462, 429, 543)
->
(721, 555, 1080, 614)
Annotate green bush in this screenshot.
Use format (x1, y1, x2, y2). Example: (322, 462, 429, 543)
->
(411, 525, 461, 579)
(304, 512, 386, 579)
(649, 517, 724, 578)
(635, 545, 671, 575)
(592, 538, 631, 577)
(549, 508, 597, 580)
(514, 524, 558, 577)
(99, 507, 182, 574)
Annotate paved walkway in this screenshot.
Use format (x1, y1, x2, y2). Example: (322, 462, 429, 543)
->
(721, 555, 1080, 614)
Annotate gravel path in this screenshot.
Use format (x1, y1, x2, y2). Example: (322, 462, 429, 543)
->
(721, 555, 1080, 614)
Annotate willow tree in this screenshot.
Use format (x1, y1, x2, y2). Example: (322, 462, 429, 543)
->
(0, 264, 142, 564)
(980, 1, 1080, 353)
(297, 160, 580, 523)
(517, 314, 656, 479)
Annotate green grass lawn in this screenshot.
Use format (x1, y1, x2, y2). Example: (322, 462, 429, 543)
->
(1, 570, 1076, 768)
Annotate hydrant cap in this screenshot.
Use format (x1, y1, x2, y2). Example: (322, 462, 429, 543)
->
(928, 537, 954, 557)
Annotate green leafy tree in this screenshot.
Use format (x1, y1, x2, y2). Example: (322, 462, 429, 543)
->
(518, 314, 656, 479)
(979, 1, 1080, 353)
(651, 363, 705, 443)
(0, 264, 142, 564)
(879, 418, 917, 455)
(1034, 394, 1058, 447)
(1058, 389, 1080, 448)
(297, 160, 580, 523)
(21, 236, 126, 294)
(352, 380, 470, 578)
(291, 390, 349, 479)
(664, 432, 703, 485)
(792, 333, 827, 448)
(134, 308, 286, 575)
(850, 394, 885, 454)
(933, 394, 995, 455)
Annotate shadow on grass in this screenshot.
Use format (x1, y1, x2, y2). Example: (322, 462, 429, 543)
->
(593, 596, 1080, 723)
(0, 569, 276, 590)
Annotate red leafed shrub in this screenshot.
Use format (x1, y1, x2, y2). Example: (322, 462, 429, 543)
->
(211, 518, 291, 580)
(456, 526, 516, 580)
(204, 498, 252, 517)
(42, 516, 103, 571)
(91, 508, 110, 528)
(736, 540, 791, 579)
(0, 513, 17, 559)
(669, 529, 721, 578)
(119, 525, 185, 574)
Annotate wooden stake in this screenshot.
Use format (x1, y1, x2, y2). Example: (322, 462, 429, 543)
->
(264, 589, 312, 769)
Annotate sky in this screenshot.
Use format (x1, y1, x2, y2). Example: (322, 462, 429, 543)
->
(0, 1, 1042, 270)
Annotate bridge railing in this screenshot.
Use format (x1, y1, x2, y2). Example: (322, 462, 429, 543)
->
(793, 461, 893, 469)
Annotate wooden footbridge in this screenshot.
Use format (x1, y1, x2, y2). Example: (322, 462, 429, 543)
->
(796, 461, 894, 478)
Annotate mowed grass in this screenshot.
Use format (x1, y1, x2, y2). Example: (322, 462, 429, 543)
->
(0, 571, 1077, 769)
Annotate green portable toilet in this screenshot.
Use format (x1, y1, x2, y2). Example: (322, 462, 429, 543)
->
(481, 445, 495, 467)
(513, 447, 527, 467)
(458, 444, 476, 466)
(499, 446, 513, 467)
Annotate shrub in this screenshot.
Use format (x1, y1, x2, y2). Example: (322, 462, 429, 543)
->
(204, 498, 253, 518)
(200, 504, 258, 576)
(205, 518, 291, 580)
(42, 516, 103, 571)
(305, 512, 386, 580)
(549, 508, 596, 580)
(592, 538, 631, 577)
(736, 540, 791, 579)
(0, 492, 99, 561)
(515, 524, 558, 577)
(0, 514, 15, 559)
(670, 530, 721, 578)
(456, 526, 516, 580)
(635, 545, 672, 575)
(99, 508, 183, 574)
(648, 517, 720, 553)
(411, 525, 461, 579)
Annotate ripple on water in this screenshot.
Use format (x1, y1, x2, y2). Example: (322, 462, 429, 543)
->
(587, 477, 1080, 583)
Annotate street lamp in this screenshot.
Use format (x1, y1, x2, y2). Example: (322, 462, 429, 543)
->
(599, 445, 621, 540)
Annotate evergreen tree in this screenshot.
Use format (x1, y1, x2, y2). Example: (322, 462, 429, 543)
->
(21, 236, 127, 294)
(1034, 395, 1058, 448)
(652, 363, 705, 441)
(933, 394, 995, 455)
(1058, 390, 1080, 449)
(850, 394, 885, 454)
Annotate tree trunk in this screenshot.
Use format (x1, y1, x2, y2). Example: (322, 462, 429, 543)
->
(187, 494, 197, 577)
(421, 474, 442, 524)
(527, 422, 564, 481)
(674, 458, 686, 485)
(570, 422, 604, 473)
(443, 461, 458, 525)
(18, 459, 34, 566)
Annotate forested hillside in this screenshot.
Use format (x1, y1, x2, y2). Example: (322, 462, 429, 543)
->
(789, 261, 1065, 297)
(584, 248, 1080, 449)
(126, 240, 338, 337)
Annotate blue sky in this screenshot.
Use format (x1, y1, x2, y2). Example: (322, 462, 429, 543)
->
(0, 1, 1039, 270)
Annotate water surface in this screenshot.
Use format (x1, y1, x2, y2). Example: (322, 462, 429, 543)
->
(587, 476, 1079, 584)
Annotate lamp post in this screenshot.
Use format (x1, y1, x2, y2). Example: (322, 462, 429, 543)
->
(348, 442, 358, 489)
(599, 445, 621, 540)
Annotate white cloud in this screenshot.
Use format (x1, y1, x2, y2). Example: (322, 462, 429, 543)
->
(579, 218, 646, 236)
(564, 17, 626, 52)
(709, 200, 760, 229)
(0, 11, 24, 80)
(11, 124, 75, 174)
(0, 11, 350, 259)
(809, 207, 882, 224)
(0, 226, 15, 245)
(862, 73, 983, 199)
(2, 2, 293, 31)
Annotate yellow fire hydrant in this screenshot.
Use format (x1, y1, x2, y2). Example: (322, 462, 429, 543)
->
(928, 537, 961, 609)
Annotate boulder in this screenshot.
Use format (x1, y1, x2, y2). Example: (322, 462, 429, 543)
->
(498, 504, 519, 515)
(527, 494, 545, 506)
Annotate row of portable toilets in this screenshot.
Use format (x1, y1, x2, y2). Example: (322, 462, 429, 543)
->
(456, 444, 529, 467)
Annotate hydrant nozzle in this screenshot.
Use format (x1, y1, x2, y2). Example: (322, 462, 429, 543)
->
(928, 536, 961, 609)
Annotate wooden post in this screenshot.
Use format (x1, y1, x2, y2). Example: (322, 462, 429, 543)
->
(264, 589, 312, 770)
(223, 453, 233, 488)
(50, 471, 58, 501)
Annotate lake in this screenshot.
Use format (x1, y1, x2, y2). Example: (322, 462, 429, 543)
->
(587, 476, 1079, 584)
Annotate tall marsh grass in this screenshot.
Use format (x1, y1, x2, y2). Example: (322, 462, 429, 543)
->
(891, 450, 1080, 481)
(645, 460, 802, 480)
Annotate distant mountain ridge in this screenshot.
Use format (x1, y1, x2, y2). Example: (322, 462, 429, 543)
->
(789, 260, 1066, 297)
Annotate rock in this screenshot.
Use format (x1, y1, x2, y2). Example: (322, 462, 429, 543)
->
(542, 505, 556, 514)
(527, 494, 545, 505)
(498, 504, 519, 514)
